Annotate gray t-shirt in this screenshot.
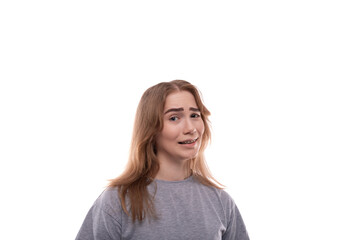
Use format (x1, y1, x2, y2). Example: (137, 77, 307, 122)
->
(76, 176, 249, 240)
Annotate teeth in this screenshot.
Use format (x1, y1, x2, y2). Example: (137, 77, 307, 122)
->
(180, 138, 197, 144)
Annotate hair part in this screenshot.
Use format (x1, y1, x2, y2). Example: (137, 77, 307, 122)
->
(108, 80, 223, 222)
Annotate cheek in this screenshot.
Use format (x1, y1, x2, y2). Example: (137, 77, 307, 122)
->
(160, 124, 179, 141)
(197, 120, 205, 135)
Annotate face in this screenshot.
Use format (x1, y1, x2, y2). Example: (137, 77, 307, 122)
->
(155, 91, 205, 163)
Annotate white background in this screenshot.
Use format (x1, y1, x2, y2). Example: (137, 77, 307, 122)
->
(1, 1, 359, 239)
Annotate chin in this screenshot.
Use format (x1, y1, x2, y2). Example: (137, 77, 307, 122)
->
(183, 153, 199, 161)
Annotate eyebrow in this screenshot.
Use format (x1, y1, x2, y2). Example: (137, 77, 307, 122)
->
(164, 107, 200, 114)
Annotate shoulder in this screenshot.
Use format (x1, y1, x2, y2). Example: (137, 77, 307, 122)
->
(195, 179, 240, 218)
(193, 177, 235, 203)
(95, 187, 121, 207)
(192, 177, 237, 211)
(218, 188, 237, 210)
(92, 187, 123, 222)
(76, 187, 123, 239)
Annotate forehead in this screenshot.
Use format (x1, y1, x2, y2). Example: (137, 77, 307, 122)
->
(164, 91, 198, 108)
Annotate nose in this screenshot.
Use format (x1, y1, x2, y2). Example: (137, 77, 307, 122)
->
(184, 118, 196, 135)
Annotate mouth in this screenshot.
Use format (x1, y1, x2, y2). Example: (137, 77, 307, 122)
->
(178, 137, 199, 144)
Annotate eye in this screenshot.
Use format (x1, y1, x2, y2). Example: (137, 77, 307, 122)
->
(191, 113, 201, 118)
(169, 116, 179, 121)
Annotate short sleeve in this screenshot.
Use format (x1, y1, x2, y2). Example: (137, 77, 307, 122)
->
(221, 191, 250, 240)
(75, 188, 123, 240)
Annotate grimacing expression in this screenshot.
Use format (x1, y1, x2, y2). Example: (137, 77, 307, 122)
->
(155, 91, 205, 162)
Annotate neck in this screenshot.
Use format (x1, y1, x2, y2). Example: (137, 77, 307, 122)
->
(155, 156, 192, 181)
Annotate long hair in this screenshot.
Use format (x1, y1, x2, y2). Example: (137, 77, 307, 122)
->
(108, 80, 223, 222)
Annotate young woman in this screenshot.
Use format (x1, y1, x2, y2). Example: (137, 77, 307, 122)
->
(76, 80, 249, 240)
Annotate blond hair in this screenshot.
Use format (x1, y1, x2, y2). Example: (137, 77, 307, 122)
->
(108, 80, 223, 222)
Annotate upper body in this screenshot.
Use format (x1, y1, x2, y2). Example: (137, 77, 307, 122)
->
(76, 80, 250, 239)
(76, 176, 249, 240)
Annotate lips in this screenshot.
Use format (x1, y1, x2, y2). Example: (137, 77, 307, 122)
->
(178, 138, 199, 144)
